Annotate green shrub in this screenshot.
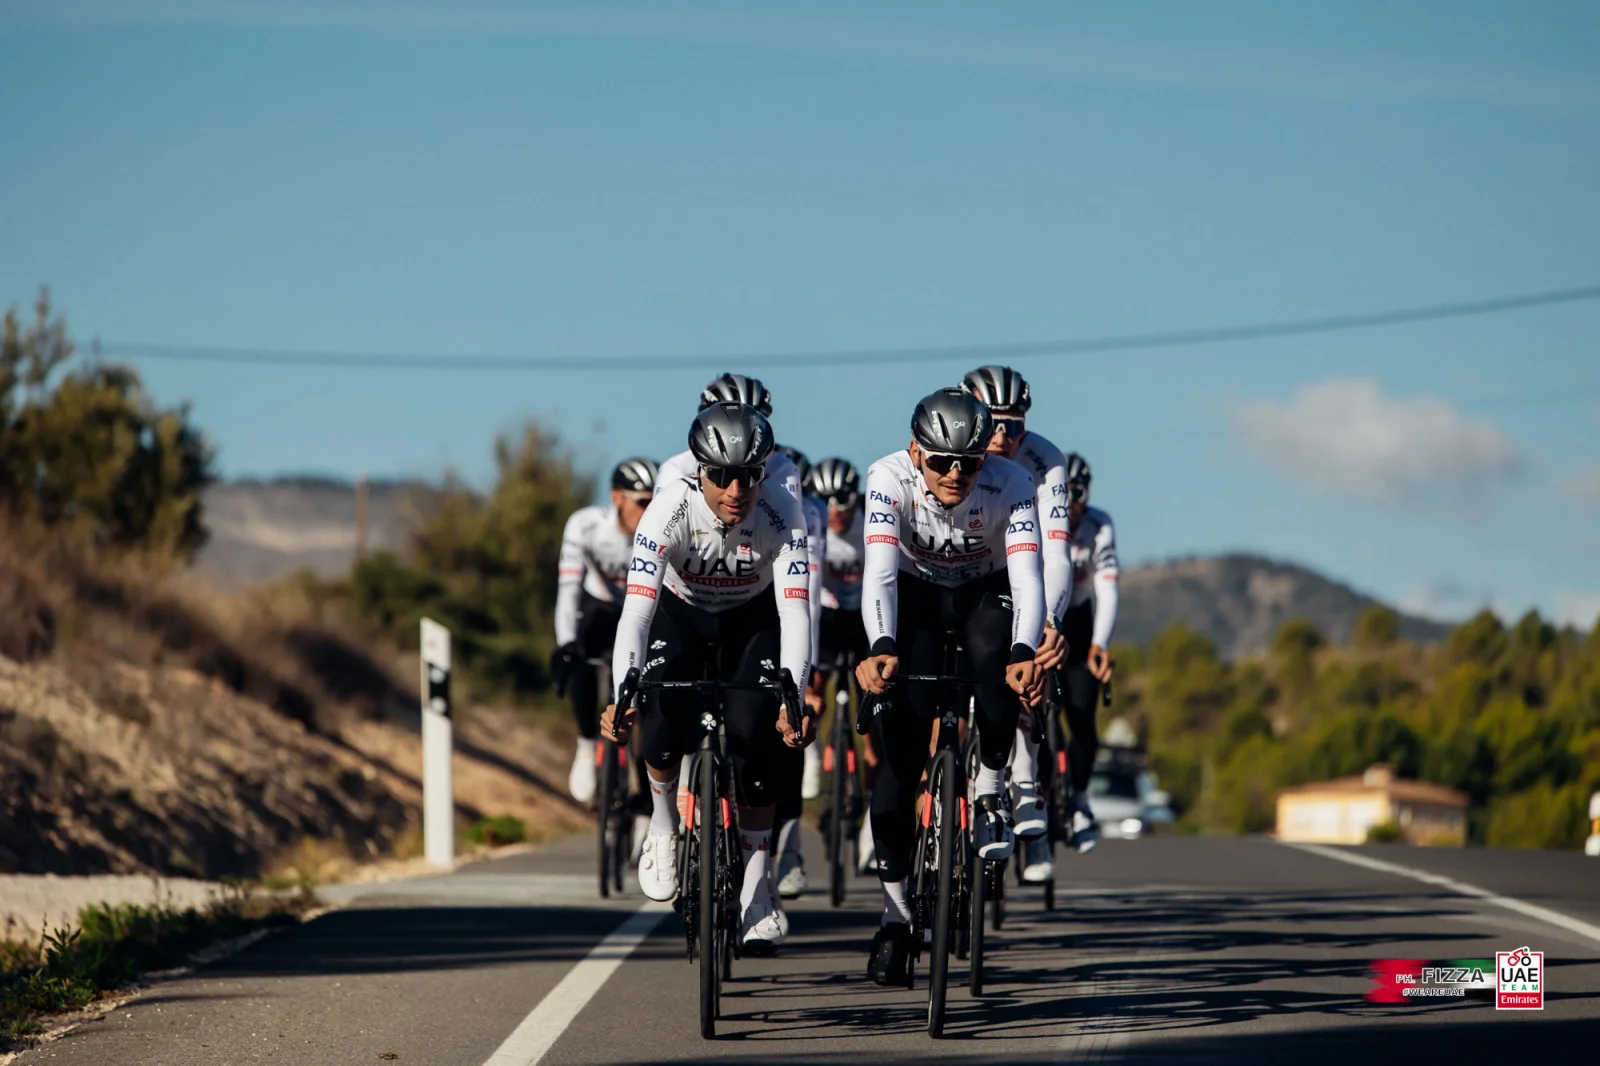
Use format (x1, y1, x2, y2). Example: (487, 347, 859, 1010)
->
(465, 815, 528, 848)
(1365, 821, 1404, 844)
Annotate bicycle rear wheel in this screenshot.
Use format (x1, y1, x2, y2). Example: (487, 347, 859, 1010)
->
(926, 749, 958, 1038)
(969, 849, 987, 996)
(698, 749, 720, 1039)
(597, 739, 617, 898)
(829, 704, 849, 908)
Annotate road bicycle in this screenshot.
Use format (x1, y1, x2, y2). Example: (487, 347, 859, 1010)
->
(615, 660, 804, 1039)
(818, 649, 864, 908)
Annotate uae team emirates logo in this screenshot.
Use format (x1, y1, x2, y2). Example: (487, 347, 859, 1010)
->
(1495, 946, 1543, 1010)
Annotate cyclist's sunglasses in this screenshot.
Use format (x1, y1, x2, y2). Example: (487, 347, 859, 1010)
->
(701, 463, 766, 488)
(922, 451, 984, 476)
(827, 490, 861, 510)
(1067, 481, 1089, 503)
(992, 416, 1026, 438)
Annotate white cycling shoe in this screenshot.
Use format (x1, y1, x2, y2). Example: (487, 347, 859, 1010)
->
(569, 739, 597, 804)
(1072, 808, 1100, 854)
(777, 851, 807, 898)
(801, 744, 823, 800)
(973, 794, 1015, 861)
(1010, 780, 1047, 839)
(741, 898, 786, 954)
(637, 830, 678, 901)
(1021, 833, 1054, 883)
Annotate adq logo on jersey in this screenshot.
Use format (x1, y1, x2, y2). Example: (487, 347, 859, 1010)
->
(1495, 946, 1543, 1010)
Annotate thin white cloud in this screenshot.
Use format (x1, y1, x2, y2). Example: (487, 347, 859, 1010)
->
(1553, 591, 1600, 631)
(9, 2, 1600, 113)
(1561, 460, 1600, 506)
(1228, 379, 1522, 508)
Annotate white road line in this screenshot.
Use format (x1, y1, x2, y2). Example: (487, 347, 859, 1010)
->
(482, 902, 671, 1066)
(1282, 841, 1600, 949)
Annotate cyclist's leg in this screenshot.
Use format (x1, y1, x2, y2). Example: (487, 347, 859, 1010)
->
(566, 592, 611, 801)
(960, 572, 1023, 857)
(718, 590, 790, 947)
(635, 592, 709, 898)
(1058, 602, 1102, 847)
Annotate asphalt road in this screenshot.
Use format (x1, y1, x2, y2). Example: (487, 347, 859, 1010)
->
(17, 830, 1600, 1065)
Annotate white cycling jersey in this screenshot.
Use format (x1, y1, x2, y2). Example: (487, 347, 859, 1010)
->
(801, 494, 827, 657)
(1009, 429, 1073, 625)
(554, 504, 634, 646)
(821, 506, 865, 611)
(612, 475, 814, 700)
(1068, 505, 1120, 648)
(860, 449, 1045, 654)
(654, 448, 802, 502)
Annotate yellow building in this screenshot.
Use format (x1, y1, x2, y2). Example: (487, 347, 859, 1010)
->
(1275, 763, 1468, 846)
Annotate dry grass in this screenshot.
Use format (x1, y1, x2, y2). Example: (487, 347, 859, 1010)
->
(0, 515, 588, 881)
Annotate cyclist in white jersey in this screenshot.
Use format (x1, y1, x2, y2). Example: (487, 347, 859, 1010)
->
(653, 373, 802, 501)
(601, 402, 815, 953)
(771, 445, 827, 903)
(551, 457, 659, 804)
(854, 387, 1046, 984)
(961, 366, 1073, 846)
(807, 457, 879, 870)
(1051, 451, 1118, 862)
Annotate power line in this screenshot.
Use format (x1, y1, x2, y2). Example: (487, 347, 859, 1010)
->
(100, 282, 1600, 373)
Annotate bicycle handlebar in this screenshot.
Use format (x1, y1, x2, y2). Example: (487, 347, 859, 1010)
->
(853, 672, 1015, 736)
(613, 666, 808, 735)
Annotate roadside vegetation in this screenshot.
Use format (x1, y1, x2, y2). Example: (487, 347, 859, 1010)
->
(1114, 605, 1600, 848)
(0, 889, 315, 1050)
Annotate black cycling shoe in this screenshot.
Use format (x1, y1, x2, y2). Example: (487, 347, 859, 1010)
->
(867, 922, 912, 986)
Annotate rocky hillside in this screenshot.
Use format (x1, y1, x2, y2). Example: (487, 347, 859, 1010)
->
(192, 477, 442, 590)
(1119, 553, 1451, 659)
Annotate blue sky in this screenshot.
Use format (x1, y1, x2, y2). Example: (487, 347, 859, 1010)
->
(3, 1, 1598, 628)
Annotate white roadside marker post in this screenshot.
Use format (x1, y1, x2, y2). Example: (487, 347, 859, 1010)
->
(1586, 791, 1600, 857)
(420, 617, 454, 868)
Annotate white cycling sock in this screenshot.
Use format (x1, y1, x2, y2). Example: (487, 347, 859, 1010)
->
(648, 773, 680, 835)
(574, 736, 596, 763)
(881, 879, 911, 925)
(739, 829, 773, 912)
(974, 764, 1004, 797)
(777, 818, 803, 858)
(1009, 727, 1038, 787)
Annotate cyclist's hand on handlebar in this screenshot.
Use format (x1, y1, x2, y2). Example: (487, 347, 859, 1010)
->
(600, 702, 637, 744)
(1034, 624, 1067, 671)
(777, 700, 817, 748)
(855, 654, 899, 695)
(1088, 644, 1114, 684)
(1006, 660, 1045, 705)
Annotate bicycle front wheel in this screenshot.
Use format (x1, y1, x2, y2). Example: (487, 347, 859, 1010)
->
(597, 739, 617, 898)
(699, 749, 721, 1039)
(927, 749, 958, 1038)
(829, 707, 850, 908)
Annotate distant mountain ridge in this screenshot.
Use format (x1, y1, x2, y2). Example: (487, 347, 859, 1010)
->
(192, 479, 1452, 656)
(1117, 553, 1452, 659)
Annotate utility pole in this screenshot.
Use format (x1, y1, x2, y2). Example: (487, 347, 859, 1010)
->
(354, 473, 369, 560)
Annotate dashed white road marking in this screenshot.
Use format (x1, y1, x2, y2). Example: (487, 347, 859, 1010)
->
(482, 901, 671, 1066)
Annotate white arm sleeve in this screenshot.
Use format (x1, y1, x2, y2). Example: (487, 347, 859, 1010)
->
(1038, 462, 1072, 626)
(554, 510, 587, 646)
(860, 466, 901, 651)
(1003, 490, 1046, 654)
(770, 498, 816, 693)
(610, 510, 671, 703)
(1090, 517, 1120, 648)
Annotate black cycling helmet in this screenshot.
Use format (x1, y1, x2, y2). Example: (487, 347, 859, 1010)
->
(961, 365, 1031, 415)
(699, 372, 773, 417)
(1066, 452, 1092, 485)
(809, 457, 861, 504)
(689, 402, 775, 468)
(774, 444, 812, 490)
(609, 456, 659, 493)
(911, 387, 993, 456)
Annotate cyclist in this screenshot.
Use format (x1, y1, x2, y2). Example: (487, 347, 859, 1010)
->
(808, 457, 878, 872)
(601, 402, 816, 954)
(961, 366, 1071, 840)
(854, 387, 1046, 984)
(1050, 451, 1119, 861)
(551, 457, 659, 805)
(771, 444, 827, 904)
(653, 373, 802, 500)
